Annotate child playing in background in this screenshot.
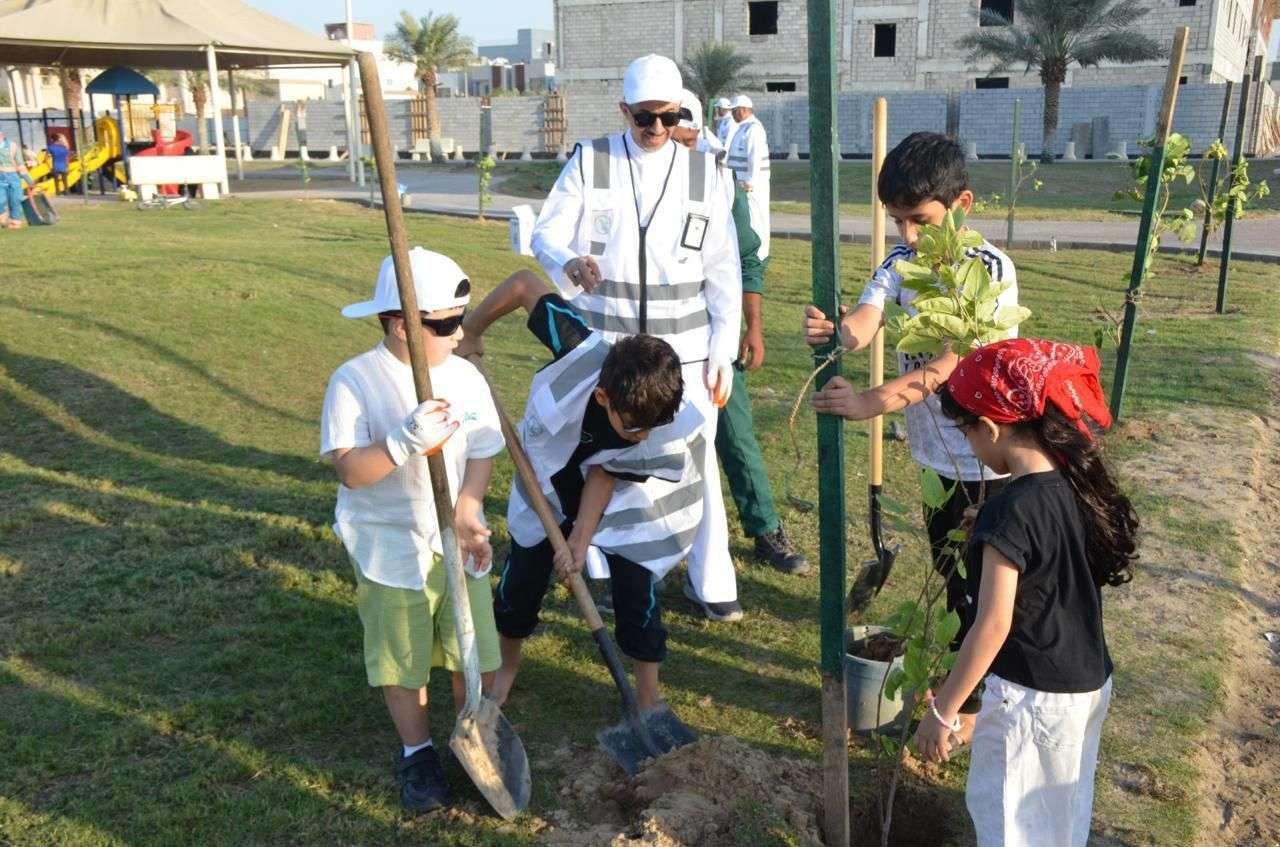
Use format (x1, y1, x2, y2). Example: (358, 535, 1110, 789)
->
(915, 338, 1137, 847)
(49, 134, 70, 195)
(320, 247, 505, 815)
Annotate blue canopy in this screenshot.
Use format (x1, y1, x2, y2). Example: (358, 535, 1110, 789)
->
(85, 66, 159, 97)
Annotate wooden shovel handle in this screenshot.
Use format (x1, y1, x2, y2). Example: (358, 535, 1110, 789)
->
(357, 52, 484, 711)
(869, 97, 888, 488)
(465, 355, 605, 632)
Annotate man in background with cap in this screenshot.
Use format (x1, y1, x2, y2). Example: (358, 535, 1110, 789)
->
(714, 97, 736, 150)
(674, 92, 808, 576)
(320, 247, 505, 814)
(529, 54, 746, 621)
(727, 95, 772, 264)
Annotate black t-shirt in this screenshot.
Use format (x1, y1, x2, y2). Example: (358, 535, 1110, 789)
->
(527, 294, 642, 520)
(965, 470, 1114, 693)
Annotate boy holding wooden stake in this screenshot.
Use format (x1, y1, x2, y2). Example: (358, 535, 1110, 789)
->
(803, 132, 1021, 730)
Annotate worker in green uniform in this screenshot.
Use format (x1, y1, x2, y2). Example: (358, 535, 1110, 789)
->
(674, 91, 808, 576)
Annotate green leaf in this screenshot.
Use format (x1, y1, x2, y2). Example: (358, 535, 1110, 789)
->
(920, 468, 952, 511)
(946, 528, 969, 543)
(877, 732, 899, 757)
(877, 494, 912, 516)
(884, 667, 907, 700)
(938, 611, 962, 646)
(897, 334, 943, 356)
(894, 260, 935, 282)
(993, 305, 1031, 331)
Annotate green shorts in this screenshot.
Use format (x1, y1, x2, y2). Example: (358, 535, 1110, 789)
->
(354, 557, 501, 689)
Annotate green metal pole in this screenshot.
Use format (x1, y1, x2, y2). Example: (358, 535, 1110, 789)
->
(807, 0, 846, 842)
(1216, 57, 1259, 314)
(1196, 80, 1234, 266)
(1110, 26, 1189, 422)
(1007, 98, 1020, 247)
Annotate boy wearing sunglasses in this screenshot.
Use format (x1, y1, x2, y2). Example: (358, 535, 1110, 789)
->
(320, 247, 505, 815)
(458, 270, 706, 715)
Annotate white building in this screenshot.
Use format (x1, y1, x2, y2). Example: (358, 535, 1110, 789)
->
(554, 0, 1273, 93)
(266, 22, 419, 101)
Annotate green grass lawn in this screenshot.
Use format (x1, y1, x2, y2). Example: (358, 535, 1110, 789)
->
(1, 199, 1277, 845)
(500, 158, 1280, 222)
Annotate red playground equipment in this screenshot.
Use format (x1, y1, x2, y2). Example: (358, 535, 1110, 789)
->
(133, 128, 193, 195)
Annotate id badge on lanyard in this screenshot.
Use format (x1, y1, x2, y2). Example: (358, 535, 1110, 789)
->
(681, 213, 709, 251)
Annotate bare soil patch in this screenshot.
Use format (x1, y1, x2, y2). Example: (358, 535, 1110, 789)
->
(1106, 399, 1280, 845)
(538, 736, 824, 846)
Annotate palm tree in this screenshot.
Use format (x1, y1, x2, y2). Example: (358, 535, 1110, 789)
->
(957, 0, 1164, 163)
(384, 10, 475, 140)
(683, 42, 753, 124)
(56, 67, 85, 146)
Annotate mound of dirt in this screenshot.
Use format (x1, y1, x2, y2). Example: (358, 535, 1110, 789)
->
(540, 736, 824, 846)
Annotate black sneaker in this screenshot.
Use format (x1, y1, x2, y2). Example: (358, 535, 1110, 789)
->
(397, 745, 450, 814)
(683, 581, 744, 622)
(753, 527, 809, 575)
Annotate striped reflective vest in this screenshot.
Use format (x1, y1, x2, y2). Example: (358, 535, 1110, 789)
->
(506, 332, 706, 577)
(569, 134, 722, 364)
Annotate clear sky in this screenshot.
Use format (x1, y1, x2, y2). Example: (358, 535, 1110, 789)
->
(249, 0, 554, 46)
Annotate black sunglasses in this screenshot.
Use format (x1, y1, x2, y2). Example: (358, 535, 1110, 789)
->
(630, 109, 680, 128)
(381, 310, 467, 336)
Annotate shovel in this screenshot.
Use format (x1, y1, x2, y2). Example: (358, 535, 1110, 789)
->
(466, 354, 698, 776)
(356, 52, 531, 820)
(849, 99, 900, 616)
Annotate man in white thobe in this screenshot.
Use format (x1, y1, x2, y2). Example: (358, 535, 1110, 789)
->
(529, 54, 746, 621)
(727, 95, 771, 262)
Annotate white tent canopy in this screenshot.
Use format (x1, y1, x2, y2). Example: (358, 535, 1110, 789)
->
(0, 0, 362, 190)
(0, 0, 353, 69)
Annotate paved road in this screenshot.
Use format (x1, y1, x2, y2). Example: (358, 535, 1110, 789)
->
(63, 164, 1280, 260)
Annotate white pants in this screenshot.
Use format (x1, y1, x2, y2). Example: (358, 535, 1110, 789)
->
(966, 674, 1113, 847)
(681, 360, 736, 603)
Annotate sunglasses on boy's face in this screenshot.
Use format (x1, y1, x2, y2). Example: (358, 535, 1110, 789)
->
(382, 310, 466, 336)
(629, 108, 681, 129)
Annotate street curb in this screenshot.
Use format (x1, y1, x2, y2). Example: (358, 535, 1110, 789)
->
(770, 229, 1280, 264)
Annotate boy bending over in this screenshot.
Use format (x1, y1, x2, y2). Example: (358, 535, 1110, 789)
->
(459, 270, 705, 712)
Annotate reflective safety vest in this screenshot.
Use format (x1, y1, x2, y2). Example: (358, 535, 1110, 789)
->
(726, 117, 770, 185)
(507, 332, 706, 577)
(570, 133, 724, 364)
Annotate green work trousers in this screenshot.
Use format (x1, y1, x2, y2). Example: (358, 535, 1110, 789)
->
(715, 366, 780, 538)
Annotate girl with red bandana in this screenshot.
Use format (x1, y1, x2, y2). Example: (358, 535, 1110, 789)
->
(915, 338, 1139, 847)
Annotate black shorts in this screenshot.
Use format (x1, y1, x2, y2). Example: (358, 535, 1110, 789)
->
(494, 522, 667, 663)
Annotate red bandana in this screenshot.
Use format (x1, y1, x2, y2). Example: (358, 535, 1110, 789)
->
(946, 339, 1112, 438)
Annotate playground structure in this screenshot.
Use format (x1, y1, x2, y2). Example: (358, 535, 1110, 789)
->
(26, 115, 126, 197)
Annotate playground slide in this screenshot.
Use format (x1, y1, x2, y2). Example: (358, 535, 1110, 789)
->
(133, 129, 193, 195)
(28, 116, 123, 197)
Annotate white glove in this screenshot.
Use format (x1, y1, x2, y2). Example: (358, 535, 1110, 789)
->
(385, 399, 458, 466)
(704, 358, 734, 408)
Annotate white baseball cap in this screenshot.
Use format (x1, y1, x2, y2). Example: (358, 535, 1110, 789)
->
(677, 89, 703, 130)
(622, 54, 683, 105)
(714, 97, 731, 109)
(730, 94, 753, 109)
(342, 247, 471, 318)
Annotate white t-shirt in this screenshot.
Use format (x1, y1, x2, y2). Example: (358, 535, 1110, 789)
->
(858, 239, 1018, 482)
(320, 343, 505, 589)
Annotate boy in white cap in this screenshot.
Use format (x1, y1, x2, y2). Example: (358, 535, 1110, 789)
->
(320, 247, 505, 815)
(714, 97, 736, 149)
(727, 95, 772, 262)
(530, 53, 746, 621)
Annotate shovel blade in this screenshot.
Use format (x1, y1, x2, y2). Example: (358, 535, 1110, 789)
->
(449, 697, 531, 820)
(596, 703, 698, 776)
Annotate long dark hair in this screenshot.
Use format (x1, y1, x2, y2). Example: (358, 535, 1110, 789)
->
(940, 389, 1138, 587)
